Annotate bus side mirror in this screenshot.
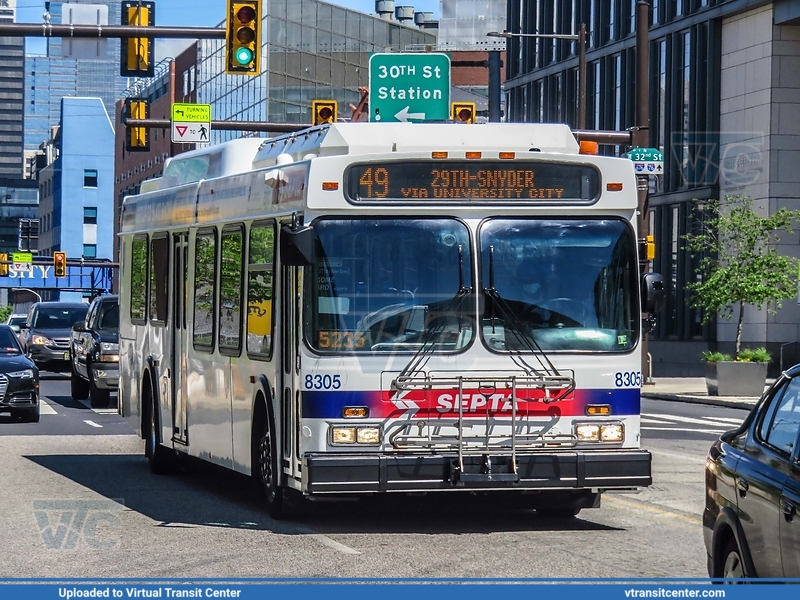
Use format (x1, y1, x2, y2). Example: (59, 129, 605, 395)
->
(280, 223, 317, 267)
(641, 272, 665, 314)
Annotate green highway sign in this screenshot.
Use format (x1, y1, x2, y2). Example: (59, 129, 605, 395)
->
(625, 147, 664, 176)
(369, 53, 451, 123)
(171, 103, 211, 123)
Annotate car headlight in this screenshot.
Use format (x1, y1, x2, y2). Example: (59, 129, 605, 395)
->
(100, 342, 119, 353)
(31, 335, 54, 346)
(8, 369, 34, 379)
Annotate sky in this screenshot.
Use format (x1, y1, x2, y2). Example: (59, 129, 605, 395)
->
(15, 0, 441, 58)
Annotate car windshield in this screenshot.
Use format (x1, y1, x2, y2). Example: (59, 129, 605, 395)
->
(98, 304, 119, 331)
(7, 316, 25, 327)
(306, 218, 474, 353)
(479, 218, 639, 352)
(0, 328, 21, 354)
(33, 306, 88, 329)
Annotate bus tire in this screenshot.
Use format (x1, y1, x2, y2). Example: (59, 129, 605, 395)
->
(253, 399, 286, 519)
(144, 375, 179, 475)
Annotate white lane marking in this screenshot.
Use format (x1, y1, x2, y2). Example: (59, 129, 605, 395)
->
(294, 525, 360, 555)
(642, 412, 740, 427)
(83, 420, 103, 428)
(649, 449, 708, 464)
(642, 426, 726, 434)
(40, 400, 57, 415)
(77, 399, 118, 414)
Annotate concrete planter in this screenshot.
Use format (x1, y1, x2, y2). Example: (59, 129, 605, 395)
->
(704, 361, 768, 397)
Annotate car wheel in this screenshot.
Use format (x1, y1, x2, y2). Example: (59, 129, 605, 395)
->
(18, 406, 40, 423)
(70, 358, 90, 400)
(253, 407, 287, 519)
(721, 537, 747, 581)
(89, 362, 111, 408)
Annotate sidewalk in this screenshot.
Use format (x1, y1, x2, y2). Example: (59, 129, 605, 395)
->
(641, 377, 767, 410)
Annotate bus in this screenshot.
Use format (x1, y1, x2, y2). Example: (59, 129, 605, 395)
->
(119, 122, 664, 519)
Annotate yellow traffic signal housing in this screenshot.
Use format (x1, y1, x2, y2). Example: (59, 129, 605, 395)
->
(451, 102, 477, 124)
(120, 1, 155, 77)
(125, 98, 150, 152)
(226, 0, 261, 75)
(312, 100, 338, 125)
(54, 252, 67, 278)
(0, 253, 7, 277)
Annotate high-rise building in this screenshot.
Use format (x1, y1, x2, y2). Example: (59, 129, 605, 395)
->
(0, 0, 25, 177)
(24, 0, 129, 155)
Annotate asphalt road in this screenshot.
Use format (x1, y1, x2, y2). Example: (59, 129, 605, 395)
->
(0, 377, 748, 579)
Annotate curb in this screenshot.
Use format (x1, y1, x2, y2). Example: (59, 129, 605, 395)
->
(641, 392, 758, 411)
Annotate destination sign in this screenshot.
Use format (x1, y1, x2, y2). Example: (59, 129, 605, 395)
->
(345, 162, 600, 202)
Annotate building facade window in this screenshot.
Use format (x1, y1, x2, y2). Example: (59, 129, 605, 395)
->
(83, 244, 97, 258)
(84, 169, 98, 188)
(84, 207, 98, 224)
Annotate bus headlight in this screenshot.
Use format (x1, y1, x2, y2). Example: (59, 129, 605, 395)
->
(574, 422, 624, 442)
(331, 426, 382, 445)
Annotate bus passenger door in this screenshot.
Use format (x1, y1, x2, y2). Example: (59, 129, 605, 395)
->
(171, 231, 189, 444)
(280, 263, 302, 482)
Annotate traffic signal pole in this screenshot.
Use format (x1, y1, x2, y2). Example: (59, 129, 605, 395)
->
(0, 23, 225, 39)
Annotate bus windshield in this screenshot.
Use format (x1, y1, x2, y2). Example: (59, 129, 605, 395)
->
(306, 218, 474, 353)
(480, 218, 638, 352)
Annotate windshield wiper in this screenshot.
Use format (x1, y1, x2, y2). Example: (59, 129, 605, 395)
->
(483, 246, 573, 402)
(393, 244, 473, 390)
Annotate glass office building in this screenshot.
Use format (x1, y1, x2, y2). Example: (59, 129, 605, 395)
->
(0, 0, 25, 177)
(196, 0, 437, 143)
(503, 0, 800, 375)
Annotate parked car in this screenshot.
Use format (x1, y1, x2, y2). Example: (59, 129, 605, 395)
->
(70, 295, 119, 408)
(5, 313, 27, 338)
(704, 363, 800, 579)
(19, 302, 89, 372)
(0, 323, 40, 422)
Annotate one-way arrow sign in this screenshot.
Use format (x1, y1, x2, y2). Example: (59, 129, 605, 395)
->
(394, 106, 426, 122)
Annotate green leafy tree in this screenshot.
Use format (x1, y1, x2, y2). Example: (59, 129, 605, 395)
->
(684, 194, 800, 356)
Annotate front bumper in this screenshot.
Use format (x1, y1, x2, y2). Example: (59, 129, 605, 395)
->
(0, 381, 38, 411)
(91, 362, 119, 390)
(303, 449, 652, 494)
(28, 345, 70, 366)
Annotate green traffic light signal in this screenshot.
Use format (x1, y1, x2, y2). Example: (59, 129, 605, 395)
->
(226, 1, 261, 75)
(235, 47, 254, 65)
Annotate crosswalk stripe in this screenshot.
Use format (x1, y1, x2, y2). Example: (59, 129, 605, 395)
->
(642, 426, 728, 434)
(642, 412, 742, 427)
(83, 420, 102, 428)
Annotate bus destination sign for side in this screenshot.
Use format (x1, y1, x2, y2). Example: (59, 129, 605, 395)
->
(368, 53, 451, 123)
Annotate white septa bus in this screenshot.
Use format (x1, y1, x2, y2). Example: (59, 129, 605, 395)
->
(119, 123, 664, 519)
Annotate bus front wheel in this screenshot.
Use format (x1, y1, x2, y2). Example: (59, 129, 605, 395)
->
(254, 408, 286, 519)
(144, 378, 179, 475)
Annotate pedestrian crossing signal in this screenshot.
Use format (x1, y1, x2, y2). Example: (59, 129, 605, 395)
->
(451, 102, 476, 124)
(54, 252, 67, 278)
(312, 100, 337, 125)
(226, 0, 261, 75)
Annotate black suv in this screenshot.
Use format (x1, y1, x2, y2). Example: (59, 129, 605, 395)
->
(70, 295, 119, 408)
(704, 363, 800, 579)
(19, 302, 89, 372)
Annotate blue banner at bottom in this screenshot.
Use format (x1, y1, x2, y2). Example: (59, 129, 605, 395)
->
(0, 582, 796, 600)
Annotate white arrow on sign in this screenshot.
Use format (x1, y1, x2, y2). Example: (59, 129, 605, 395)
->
(394, 106, 426, 122)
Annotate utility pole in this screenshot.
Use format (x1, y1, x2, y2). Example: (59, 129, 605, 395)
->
(632, 1, 652, 382)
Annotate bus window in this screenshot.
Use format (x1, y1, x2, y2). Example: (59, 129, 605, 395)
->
(219, 225, 245, 354)
(246, 222, 275, 358)
(193, 228, 217, 350)
(149, 235, 169, 323)
(130, 236, 148, 323)
(479, 218, 638, 352)
(306, 218, 473, 353)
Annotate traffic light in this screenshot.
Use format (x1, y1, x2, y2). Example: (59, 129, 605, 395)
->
(0, 253, 7, 277)
(312, 100, 338, 125)
(54, 252, 67, 278)
(451, 102, 477, 124)
(125, 98, 150, 152)
(120, 1, 155, 77)
(226, 0, 261, 75)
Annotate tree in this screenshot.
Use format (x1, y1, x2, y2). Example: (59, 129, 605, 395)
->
(684, 194, 800, 356)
